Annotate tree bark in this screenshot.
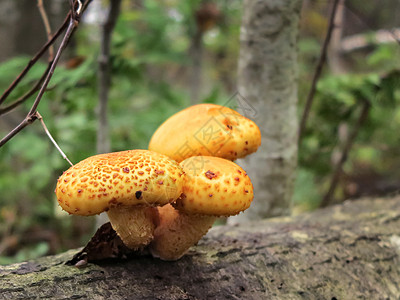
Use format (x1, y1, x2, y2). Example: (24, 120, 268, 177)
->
(327, 0, 350, 74)
(96, 0, 121, 155)
(1, 197, 400, 299)
(231, 0, 302, 221)
(0, 0, 69, 62)
(189, 29, 204, 105)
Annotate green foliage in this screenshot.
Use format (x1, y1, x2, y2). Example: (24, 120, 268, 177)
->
(298, 69, 400, 207)
(367, 44, 400, 70)
(292, 169, 321, 213)
(296, 6, 400, 207)
(0, 242, 49, 265)
(0, 0, 399, 264)
(0, 1, 242, 264)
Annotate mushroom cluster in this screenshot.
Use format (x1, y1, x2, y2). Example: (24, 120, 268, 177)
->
(148, 103, 261, 260)
(55, 103, 261, 260)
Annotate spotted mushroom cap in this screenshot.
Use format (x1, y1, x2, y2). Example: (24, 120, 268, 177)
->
(55, 150, 185, 216)
(174, 156, 254, 216)
(148, 104, 261, 162)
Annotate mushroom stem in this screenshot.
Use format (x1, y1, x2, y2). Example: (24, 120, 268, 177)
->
(150, 204, 217, 260)
(107, 206, 156, 250)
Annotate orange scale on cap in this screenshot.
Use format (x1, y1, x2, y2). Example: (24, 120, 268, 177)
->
(149, 104, 260, 162)
(55, 150, 185, 216)
(176, 156, 253, 216)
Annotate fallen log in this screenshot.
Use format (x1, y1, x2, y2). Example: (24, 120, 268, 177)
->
(1, 197, 400, 299)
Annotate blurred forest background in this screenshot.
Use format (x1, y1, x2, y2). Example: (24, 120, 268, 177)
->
(0, 0, 399, 264)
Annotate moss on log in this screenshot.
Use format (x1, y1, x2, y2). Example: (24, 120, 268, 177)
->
(1, 197, 400, 299)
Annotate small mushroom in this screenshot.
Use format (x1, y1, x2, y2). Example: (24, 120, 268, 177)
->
(55, 150, 185, 250)
(149, 103, 261, 162)
(150, 156, 253, 260)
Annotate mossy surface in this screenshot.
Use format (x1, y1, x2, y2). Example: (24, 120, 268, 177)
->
(1, 197, 400, 299)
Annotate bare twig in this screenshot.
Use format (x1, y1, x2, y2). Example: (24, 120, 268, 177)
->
(0, 1, 92, 147)
(298, 0, 340, 144)
(0, 62, 52, 116)
(320, 100, 371, 207)
(36, 112, 73, 166)
(0, 13, 70, 107)
(97, 0, 122, 154)
(76, 0, 83, 15)
(0, 114, 39, 148)
(28, 19, 75, 116)
(37, 0, 54, 60)
(341, 28, 400, 53)
(69, 0, 83, 19)
(69, 0, 77, 20)
(2, 0, 55, 117)
(345, 2, 400, 48)
(390, 28, 400, 47)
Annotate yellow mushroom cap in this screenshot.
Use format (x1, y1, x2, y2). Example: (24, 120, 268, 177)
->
(55, 150, 185, 216)
(175, 156, 254, 216)
(148, 104, 261, 162)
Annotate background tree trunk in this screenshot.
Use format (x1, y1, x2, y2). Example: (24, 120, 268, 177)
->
(189, 29, 204, 105)
(0, 0, 69, 62)
(327, 0, 349, 74)
(96, 0, 121, 155)
(1, 197, 400, 299)
(230, 0, 302, 222)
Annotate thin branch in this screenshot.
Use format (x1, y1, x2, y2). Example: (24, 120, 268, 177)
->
(320, 100, 371, 207)
(340, 28, 400, 53)
(0, 0, 92, 148)
(69, 0, 83, 19)
(1, 0, 56, 117)
(97, 0, 122, 154)
(37, 0, 54, 60)
(0, 115, 39, 147)
(298, 0, 340, 145)
(0, 62, 52, 116)
(81, 0, 92, 12)
(28, 19, 76, 116)
(69, 0, 77, 20)
(36, 112, 73, 166)
(390, 28, 400, 47)
(76, 0, 83, 15)
(344, 2, 400, 48)
(0, 13, 70, 107)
